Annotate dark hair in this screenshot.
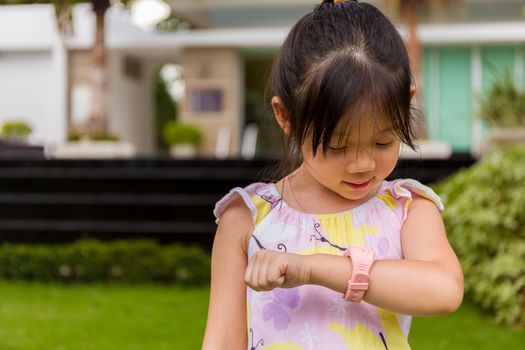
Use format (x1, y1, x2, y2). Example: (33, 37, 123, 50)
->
(266, 0, 417, 180)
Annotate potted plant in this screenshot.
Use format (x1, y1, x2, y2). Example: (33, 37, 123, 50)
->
(1, 120, 32, 143)
(0, 120, 44, 159)
(479, 68, 525, 155)
(162, 121, 203, 158)
(67, 132, 120, 142)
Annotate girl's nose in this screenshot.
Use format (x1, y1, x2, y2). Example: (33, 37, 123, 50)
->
(346, 150, 376, 174)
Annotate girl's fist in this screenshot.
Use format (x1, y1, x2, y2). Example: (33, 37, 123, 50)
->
(244, 250, 311, 291)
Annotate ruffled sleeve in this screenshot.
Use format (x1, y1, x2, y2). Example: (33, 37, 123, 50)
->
(213, 188, 257, 225)
(213, 182, 273, 225)
(388, 178, 444, 225)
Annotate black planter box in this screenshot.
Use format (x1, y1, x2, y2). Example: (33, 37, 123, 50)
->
(0, 140, 45, 160)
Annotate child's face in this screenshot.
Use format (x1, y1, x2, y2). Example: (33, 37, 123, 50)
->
(300, 116, 400, 203)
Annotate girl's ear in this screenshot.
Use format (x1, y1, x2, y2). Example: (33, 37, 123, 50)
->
(410, 85, 416, 100)
(271, 96, 291, 135)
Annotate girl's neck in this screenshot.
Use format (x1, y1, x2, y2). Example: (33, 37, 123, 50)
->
(276, 164, 383, 215)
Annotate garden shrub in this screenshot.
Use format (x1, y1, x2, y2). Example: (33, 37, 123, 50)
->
(163, 245, 212, 286)
(0, 245, 58, 281)
(433, 145, 525, 327)
(0, 239, 210, 287)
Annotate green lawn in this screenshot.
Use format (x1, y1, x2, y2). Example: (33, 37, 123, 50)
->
(0, 281, 523, 349)
(0, 281, 208, 350)
(409, 301, 525, 349)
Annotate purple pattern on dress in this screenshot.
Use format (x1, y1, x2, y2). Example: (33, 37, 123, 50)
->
(263, 288, 300, 331)
(377, 236, 397, 259)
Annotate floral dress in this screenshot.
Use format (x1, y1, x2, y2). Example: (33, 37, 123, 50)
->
(214, 179, 444, 350)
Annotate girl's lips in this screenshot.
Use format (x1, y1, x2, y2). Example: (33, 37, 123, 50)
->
(344, 179, 373, 189)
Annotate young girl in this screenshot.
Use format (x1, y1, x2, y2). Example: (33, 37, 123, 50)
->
(203, 0, 463, 349)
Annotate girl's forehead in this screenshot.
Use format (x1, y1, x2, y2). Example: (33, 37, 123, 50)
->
(334, 114, 393, 137)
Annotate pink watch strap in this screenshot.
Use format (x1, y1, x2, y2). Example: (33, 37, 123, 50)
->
(343, 246, 375, 302)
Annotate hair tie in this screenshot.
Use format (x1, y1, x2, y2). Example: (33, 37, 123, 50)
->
(334, 0, 346, 3)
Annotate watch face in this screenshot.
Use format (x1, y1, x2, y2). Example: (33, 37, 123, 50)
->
(350, 246, 374, 258)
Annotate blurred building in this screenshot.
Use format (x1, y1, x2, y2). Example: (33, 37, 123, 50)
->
(0, 0, 524, 157)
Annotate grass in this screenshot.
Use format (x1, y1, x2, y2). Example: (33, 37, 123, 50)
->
(409, 301, 525, 349)
(0, 281, 208, 350)
(0, 280, 523, 349)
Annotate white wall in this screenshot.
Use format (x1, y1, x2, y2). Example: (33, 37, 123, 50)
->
(108, 52, 154, 155)
(0, 4, 55, 50)
(0, 50, 64, 145)
(0, 4, 66, 148)
(0, 4, 157, 154)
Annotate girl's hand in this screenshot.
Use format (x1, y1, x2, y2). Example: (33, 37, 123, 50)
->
(244, 250, 311, 291)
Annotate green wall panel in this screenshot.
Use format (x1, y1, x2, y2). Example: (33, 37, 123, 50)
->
(414, 45, 525, 153)
(438, 47, 472, 151)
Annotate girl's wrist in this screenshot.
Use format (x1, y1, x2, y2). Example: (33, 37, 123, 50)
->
(287, 253, 315, 287)
(299, 253, 315, 286)
(306, 254, 328, 286)
(305, 254, 353, 293)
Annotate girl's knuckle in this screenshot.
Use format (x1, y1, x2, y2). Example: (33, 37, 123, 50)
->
(257, 277, 267, 287)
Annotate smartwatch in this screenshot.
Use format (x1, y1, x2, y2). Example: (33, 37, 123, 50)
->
(343, 245, 375, 302)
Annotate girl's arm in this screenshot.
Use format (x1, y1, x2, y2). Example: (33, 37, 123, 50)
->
(202, 197, 252, 350)
(244, 196, 464, 316)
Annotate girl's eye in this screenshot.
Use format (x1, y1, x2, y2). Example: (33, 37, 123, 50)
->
(376, 142, 393, 148)
(328, 146, 347, 153)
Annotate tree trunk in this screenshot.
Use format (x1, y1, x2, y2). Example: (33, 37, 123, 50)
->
(88, 0, 111, 135)
(402, 0, 427, 139)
